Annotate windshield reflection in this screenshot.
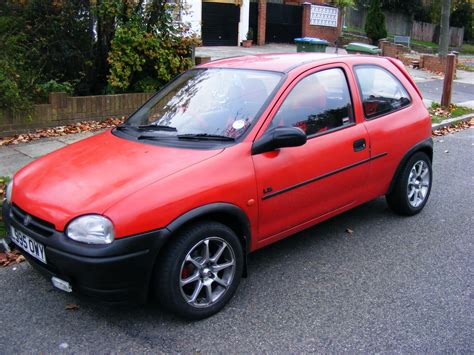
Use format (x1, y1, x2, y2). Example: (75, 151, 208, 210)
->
(125, 69, 282, 139)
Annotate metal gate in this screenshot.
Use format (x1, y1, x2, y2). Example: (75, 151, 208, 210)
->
(202, 2, 241, 46)
(266, 3, 302, 43)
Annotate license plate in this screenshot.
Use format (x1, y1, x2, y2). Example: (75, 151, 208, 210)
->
(10, 226, 47, 264)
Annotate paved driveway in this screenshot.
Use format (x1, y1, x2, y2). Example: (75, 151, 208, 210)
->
(0, 129, 473, 353)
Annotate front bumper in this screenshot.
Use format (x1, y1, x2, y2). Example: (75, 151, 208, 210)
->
(2, 201, 170, 303)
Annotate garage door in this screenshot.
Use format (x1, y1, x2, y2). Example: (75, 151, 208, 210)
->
(202, 2, 240, 46)
(266, 3, 302, 43)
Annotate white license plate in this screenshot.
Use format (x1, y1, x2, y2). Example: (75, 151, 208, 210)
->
(10, 226, 47, 264)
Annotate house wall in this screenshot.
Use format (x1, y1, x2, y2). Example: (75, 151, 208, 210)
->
(183, 0, 202, 36)
(302, 2, 342, 44)
(239, 0, 251, 43)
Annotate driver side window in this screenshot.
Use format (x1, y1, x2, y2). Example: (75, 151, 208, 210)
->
(268, 68, 354, 137)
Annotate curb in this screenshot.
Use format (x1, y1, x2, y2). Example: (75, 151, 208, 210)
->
(432, 113, 474, 131)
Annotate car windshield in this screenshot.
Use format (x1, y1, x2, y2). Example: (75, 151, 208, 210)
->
(124, 68, 282, 140)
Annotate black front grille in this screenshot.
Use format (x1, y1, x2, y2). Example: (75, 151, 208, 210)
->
(11, 204, 56, 237)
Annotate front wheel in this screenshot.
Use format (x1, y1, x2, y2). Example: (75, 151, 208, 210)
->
(386, 151, 432, 216)
(154, 221, 243, 320)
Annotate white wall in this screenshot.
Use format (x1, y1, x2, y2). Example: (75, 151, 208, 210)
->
(238, 0, 250, 44)
(182, 0, 202, 36)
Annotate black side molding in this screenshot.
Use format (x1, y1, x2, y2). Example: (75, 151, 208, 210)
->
(386, 137, 433, 194)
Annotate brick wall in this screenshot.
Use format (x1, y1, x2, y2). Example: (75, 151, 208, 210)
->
(257, 0, 267, 46)
(302, 2, 342, 44)
(379, 40, 457, 75)
(420, 54, 458, 74)
(379, 41, 410, 59)
(0, 92, 153, 137)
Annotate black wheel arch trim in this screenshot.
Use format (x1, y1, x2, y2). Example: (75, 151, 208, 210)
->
(386, 137, 433, 195)
(165, 202, 251, 276)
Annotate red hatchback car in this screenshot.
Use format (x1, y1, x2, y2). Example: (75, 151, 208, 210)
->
(3, 54, 433, 319)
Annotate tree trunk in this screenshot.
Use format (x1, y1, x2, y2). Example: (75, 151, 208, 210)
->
(438, 0, 451, 57)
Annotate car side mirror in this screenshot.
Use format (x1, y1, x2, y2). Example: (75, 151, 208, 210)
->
(252, 127, 307, 155)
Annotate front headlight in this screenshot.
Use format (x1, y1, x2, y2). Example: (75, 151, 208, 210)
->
(5, 179, 13, 204)
(66, 215, 115, 244)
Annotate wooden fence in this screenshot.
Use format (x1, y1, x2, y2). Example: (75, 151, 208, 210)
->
(411, 21, 464, 47)
(0, 92, 154, 137)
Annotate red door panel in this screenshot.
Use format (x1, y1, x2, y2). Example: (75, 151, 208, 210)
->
(252, 124, 370, 240)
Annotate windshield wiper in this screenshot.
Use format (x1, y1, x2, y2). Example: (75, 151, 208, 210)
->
(177, 133, 235, 141)
(137, 124, 177, 132)
(115, 124, 134, 131)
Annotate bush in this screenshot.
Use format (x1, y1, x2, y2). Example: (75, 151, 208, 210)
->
(365, 0, 387, 45)
(107, 10, 200, 93)
(35, 80, 75, 103)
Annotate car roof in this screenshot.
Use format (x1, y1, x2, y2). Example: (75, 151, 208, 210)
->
(200, 53, 383, 73)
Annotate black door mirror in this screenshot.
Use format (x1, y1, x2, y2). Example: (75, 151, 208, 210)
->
(252, 127, 307, 155)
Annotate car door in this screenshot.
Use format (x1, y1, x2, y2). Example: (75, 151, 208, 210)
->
(353, 64, 421, 199)
(252, 65, 370, 241)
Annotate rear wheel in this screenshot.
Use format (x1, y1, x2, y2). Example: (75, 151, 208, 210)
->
(386, 152, 432, 216)
(154, 221, 243, 320)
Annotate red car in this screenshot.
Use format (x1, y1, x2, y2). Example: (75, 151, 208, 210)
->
(3, 54, 433, 319)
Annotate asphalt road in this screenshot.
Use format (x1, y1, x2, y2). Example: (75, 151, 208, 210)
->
(1, 129, 473, 353)
(416, 80, 474, 105)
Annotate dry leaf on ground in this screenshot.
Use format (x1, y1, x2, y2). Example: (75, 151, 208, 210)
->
(432, 118, 474, 137)
(0, 249, 26, 267)
(65, 304, 80, 310)
(0, 117, 125, 146)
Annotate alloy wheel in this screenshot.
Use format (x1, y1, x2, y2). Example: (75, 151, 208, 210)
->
(407, 160, 430, 208)
(179, 237, 236, 308)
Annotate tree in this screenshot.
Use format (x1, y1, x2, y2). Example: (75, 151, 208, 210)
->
(438, 0, 451, 56)
(106, 0, 200, 92)
(451, 0, 473, 41)
(0, 0, 198, 112)
(355, 0, 422, 15)
(365, 0, 387, 44)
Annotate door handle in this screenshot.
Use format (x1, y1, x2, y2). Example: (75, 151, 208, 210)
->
(353, 138, 366, 152)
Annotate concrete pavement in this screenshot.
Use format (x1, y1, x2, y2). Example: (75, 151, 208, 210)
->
(0, 132, 96, 177)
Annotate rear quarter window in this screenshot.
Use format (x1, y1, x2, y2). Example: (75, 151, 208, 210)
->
(354, 65, 411, 119)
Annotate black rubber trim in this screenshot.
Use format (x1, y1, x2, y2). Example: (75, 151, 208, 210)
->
(262, 152, 388, 200)
(386, 137, 433, 194)
(167, 202, 251, 252)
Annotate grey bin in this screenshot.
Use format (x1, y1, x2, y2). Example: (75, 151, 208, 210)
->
(345, 42, 382, 55)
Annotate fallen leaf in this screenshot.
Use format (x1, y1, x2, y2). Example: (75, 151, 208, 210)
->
(0, 249, 24, 267)
(0, 117, 125, 146)
(65, 304, 80, 310)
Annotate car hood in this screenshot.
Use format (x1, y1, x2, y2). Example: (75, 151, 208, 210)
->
(13, 130, 223, 230)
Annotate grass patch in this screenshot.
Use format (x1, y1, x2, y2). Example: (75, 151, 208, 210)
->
(457, 63, 474, 72)
(411, 39, 439, 49)
(460, 43, 474, 55)
(0, 176, 11, 238)
(429, 102, 474, 123)
(343, 26, 366, 35)
(451, 105, 474, 117)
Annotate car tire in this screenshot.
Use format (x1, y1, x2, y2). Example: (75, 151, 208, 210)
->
(386, 151, 432, 216)
(154, 221, 243, 320)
